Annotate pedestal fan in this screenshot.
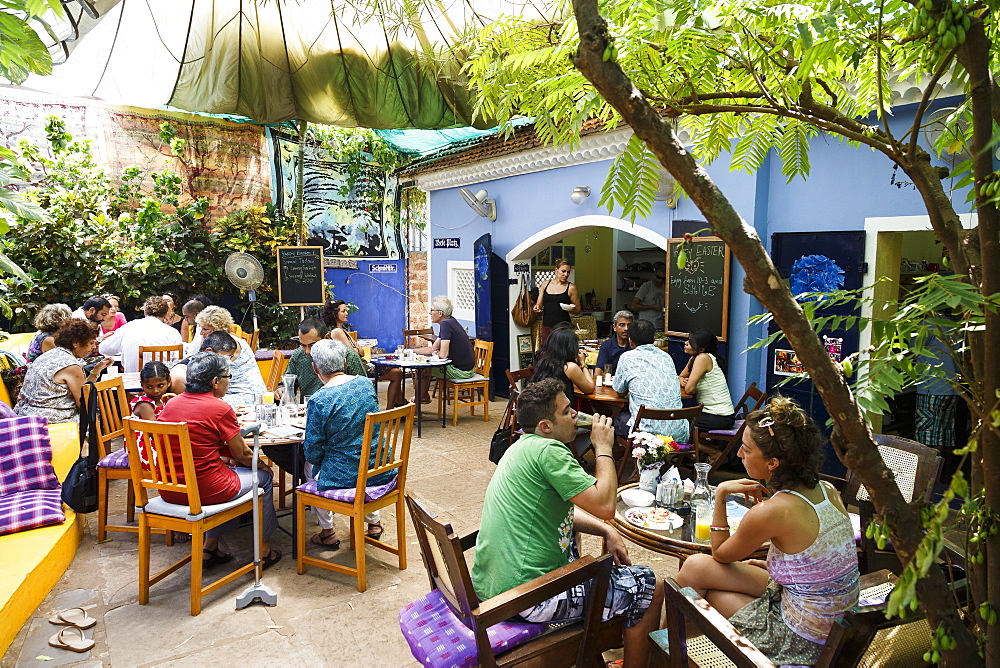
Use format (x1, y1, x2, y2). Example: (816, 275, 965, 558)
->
(225, 253, 264, 335)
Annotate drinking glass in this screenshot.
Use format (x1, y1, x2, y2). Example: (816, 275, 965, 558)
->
(693, 501, 712, 542)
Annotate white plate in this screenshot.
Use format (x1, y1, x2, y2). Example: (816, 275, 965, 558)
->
(559, 302, 575, 311)
(624, 507, 676, 530)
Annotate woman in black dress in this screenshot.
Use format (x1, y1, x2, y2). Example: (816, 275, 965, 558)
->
(532, 259, 581, 344)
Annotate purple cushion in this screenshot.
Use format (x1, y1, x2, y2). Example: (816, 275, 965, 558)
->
(0, 488, 65, 536)
(706, 420, 743, 439)
(98, 449, 129, 469)
(297, 476, 397, 502)
(0, 402, 16, 419)
(0, 416, 60, 496)
(399, 588, 546, 667)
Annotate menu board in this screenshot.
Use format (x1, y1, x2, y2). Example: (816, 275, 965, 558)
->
(666, 237, 731, 341)
(276, 246, 325, 306)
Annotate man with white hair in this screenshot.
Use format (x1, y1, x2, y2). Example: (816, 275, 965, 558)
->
(384, 295, 475, 408)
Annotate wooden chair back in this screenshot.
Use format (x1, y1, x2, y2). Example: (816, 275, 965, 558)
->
(844, 434, 942, 505)
(402, 327, 435, 348)
(354, 404, 415, 498)
(123, 418, 204, 514)
(733, 382, 767, 419)
(505, 367, 532, 393)
(705, 383, 768, 477)
(265, 349, 289, 392)
(86, 377, 131, 458)
(137, 344, 183, 371)
(472, 339, 494, 377)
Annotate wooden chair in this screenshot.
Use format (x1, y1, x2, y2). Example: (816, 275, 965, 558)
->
(89, 377, 168, 543)
(264, 349, 289, 393)
(123, 418, 259, 616)
(700, 382, 767, 481)
(438, 339, 495, 426)
(402, 327, 436, 347)
(505, 367, 533, 393)
(401, 491, 623, 666)
(296, 403, 415, 592)
(137, 343, 183, 371)
(652, 569, 957, 667)
(844, 434, 943, 573)
(617, 404, 704, 484)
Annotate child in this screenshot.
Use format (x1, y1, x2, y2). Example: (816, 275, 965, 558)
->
(131, 361, 173, 469)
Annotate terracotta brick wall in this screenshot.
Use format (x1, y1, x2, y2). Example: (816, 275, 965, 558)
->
(407, 252, 429, 335)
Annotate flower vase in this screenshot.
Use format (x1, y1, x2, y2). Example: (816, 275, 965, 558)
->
(638, 462, 663, 494)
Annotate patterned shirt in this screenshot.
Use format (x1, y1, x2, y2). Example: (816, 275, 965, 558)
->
(612, 344, 688, 443)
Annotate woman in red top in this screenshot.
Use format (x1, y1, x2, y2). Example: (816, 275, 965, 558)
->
(157, 351, 281, 568)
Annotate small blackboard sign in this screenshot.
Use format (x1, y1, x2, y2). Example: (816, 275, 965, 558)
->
(276, 246, 325, 306)
(666, 237, 731, 341)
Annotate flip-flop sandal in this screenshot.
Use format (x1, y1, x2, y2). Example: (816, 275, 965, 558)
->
(48, 606, 97, 629)
(366, 523, 384, 540)
(48, 626, 95, 653)
(202, 548, 234, 567)
(262, 549, 282, 570)
(310, 532, 341, 549)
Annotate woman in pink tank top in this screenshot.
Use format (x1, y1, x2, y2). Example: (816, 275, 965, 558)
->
(675, 396, 859, 665)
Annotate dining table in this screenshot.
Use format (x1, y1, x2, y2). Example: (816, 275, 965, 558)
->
(370, 354, 451, 437)
(611, 482, 768, 564)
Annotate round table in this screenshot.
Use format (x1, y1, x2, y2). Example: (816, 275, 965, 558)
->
(611, 482, 768, 563)
(370, 355, 451, 437)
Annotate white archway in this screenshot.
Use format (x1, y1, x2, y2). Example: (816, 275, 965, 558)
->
(505, 214, 670, 262)
(505, 214, 671, 373)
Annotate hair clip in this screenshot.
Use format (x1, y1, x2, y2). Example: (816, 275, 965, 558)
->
(757, 415, 776, 436)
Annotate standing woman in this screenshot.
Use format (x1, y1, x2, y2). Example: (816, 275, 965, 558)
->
(679, 328, 736, 430)
(674, 397, 859, 666)
(533, 259, 581, 344)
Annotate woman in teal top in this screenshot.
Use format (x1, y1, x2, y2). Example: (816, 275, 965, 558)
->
(302, 339, 388, 547)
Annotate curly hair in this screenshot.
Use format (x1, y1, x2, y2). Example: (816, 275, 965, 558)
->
(745, 395, 824, 490)
(321, 300, 349, 329)
(143, 296, 169, 318)
(53, 319, 98, 350)
(195, 305, 235, 333)
(33, 304, 72, 334)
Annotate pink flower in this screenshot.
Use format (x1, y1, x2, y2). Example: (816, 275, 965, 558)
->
(632, 447, 646, 459)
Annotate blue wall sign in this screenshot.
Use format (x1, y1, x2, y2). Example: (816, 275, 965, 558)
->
(433, 238, 461, 249)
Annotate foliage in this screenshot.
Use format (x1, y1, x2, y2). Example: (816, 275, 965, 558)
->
(0, 117, 299, 347)
(0, 1, 64, 85)
(307, 126, 407, 198)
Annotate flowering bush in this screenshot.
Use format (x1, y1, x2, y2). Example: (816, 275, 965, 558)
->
(628, 431, 690, 467)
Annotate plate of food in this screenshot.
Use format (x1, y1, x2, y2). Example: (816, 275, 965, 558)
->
(624, 506, 676, 530)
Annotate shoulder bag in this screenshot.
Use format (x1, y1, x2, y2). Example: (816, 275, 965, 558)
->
(488, 393, 519, 464)
(61, 383, 101, 514)
(511, 274, 537, 328)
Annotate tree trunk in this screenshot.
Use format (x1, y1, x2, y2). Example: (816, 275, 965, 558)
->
(569, 0, 980, 662)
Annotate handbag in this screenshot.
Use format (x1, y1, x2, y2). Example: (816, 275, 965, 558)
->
(488, 394, 518, 464)
(511, 274, 537, 328)
(61, 383, 101, 514)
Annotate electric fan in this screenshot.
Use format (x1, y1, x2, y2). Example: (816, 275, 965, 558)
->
(224, 253, 265, 335)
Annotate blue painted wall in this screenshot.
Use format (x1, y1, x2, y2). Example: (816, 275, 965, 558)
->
(325, 259, 407, 352)
(425, 98, 969, 402)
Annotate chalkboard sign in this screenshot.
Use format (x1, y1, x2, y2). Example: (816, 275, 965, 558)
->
(276, 246, 325, 306)
(666, 237, 731, 341)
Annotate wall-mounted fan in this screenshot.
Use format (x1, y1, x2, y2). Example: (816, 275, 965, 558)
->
(461, 187, 497, 221)
(225, 253, 264, 335)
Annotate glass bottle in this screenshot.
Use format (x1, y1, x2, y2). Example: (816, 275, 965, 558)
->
(690, 462, 713, 507)
(279, 373, 298, 424)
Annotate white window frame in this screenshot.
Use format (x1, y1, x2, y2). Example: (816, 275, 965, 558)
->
(447, 260, 476, 322)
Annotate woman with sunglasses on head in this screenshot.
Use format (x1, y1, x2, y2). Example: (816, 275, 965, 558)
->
(674, 396, 858, 666)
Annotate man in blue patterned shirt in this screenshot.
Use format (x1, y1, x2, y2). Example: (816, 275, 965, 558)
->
(612, 320, 689, 443)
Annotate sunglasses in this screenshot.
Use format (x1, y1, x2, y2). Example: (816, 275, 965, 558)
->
(217, 373, 232, 379)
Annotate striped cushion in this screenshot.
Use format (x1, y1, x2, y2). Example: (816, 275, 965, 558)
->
(0, 488, 65, 536)
(98, 449, 129, 469)
(297, 476, 397, 503)
(0, 416, 60, 495)
(400, 588, 545, 666)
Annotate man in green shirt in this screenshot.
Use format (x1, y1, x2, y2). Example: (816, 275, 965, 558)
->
(471, 378, 663, 666)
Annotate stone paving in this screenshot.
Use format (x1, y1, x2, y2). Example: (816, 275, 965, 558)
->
(3, 391, 679, 667)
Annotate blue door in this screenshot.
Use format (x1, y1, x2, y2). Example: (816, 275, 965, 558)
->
(765, 231, 866, 477)
(474, 234, 510, 399)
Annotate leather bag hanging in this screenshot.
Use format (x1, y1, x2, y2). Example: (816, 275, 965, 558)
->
(511, 274, 537, 327)
(61, 383, 101, 514)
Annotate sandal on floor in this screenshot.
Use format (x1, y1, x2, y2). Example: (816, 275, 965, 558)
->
(366, 523, 384, 540)
(202, 548, 234, 567)
(48, 606, 97, 629)
(170, 531, 191, 543)
(48, 626, 95, 653)
(311, 531, 341, 549)
(262, 549, 282, 570)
